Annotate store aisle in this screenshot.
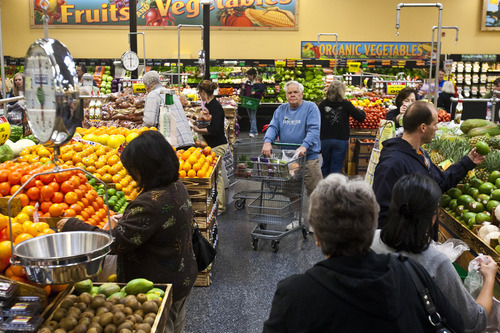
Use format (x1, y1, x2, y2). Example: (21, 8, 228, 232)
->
(184, 190, 322, 333)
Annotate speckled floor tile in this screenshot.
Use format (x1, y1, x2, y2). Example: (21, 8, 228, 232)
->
(184, 181, 323, 333)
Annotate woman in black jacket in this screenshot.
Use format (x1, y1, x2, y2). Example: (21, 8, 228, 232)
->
(318, 80, 365, 177)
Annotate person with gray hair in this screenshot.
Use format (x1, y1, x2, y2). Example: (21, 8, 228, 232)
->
(437, 80, 456, 113)
(262, 80, 322, 197)
(318, 80, 365, 176)
(263, 173, 465, 332)
(142, 70, 194, 148)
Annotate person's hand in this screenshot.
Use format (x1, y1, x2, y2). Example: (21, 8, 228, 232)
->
(478, 255, 498, 281)
(57, 218, 68, 232)
(296, 146, 307, 157)
(468, 147, 486, 165)
(400, 102, 410, 115)
(262, 142, 272, 157)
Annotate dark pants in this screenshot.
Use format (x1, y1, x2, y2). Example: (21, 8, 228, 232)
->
(320, 139, 349, 177)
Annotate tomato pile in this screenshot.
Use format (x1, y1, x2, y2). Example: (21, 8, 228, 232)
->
(438, 109, 452, 122)
(350, 105, 388, 129)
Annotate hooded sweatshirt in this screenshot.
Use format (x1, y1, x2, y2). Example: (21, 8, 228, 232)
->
(373, 137, 475, 227)
(263, 251, 464, 333)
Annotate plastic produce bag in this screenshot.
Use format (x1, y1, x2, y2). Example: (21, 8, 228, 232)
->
(97, 254, 117, 282)
(281, 150, 301, 178)
(464, 254, 500, 332)
(432, 238, 469, 262)
(158, 106, 177, 147)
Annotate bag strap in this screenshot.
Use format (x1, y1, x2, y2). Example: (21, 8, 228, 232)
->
(399, 256, 450, 330)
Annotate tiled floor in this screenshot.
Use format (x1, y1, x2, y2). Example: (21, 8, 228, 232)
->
(184, 179, 322, 333)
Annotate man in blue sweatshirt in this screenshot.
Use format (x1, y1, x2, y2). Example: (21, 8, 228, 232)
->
(262, 81, 322, 197)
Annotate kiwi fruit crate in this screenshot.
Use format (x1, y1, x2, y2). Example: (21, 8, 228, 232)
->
(40, 283, 172, 333)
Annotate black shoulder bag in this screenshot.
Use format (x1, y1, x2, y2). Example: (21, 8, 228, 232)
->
(401, 257, 456, 333)
(192, 222, 216, 272)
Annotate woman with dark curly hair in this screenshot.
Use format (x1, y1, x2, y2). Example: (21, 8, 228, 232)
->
(58, 131, 198, 333)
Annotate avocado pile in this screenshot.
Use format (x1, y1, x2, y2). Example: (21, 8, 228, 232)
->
(39, 278, 163, 333)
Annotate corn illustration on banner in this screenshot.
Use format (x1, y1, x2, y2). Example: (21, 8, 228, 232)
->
(31, 0, 298, 29)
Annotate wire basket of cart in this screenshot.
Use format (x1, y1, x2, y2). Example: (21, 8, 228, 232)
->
(232, 139, 307, 252)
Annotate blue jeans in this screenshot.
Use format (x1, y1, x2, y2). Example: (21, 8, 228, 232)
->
(246, 108, 258, 135)
(321, 139, 349, 177)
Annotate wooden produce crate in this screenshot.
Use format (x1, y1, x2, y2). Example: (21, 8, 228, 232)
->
(181, 159, 220, 287)
(42, 283, 173, 333)
(224, 106, 237, 149)
(346, 131, 377, 177)
(195, 268, 212, 287)
(438, 208, 500, 297)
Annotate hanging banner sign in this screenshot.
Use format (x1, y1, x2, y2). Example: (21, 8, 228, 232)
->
(30, 0, 298, 30)
(301, 41, 434, 60)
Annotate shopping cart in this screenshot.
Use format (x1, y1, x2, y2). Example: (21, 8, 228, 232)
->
(232, 139, 307, 252)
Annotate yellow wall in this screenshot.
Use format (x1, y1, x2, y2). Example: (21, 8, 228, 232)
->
(2, 0, 499, 60)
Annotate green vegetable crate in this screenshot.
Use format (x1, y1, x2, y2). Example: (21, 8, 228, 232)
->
(241, 96, 260, 110)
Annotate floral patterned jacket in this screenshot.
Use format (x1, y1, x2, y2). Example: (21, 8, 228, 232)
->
(63, 180, 198, 301)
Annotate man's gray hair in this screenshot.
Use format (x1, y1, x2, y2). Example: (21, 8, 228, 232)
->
(284, 80, 304, 93)
(142, 70, 161, 88)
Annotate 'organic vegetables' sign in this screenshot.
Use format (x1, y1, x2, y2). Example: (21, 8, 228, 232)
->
(301, 41, 434, 60)
(31, 0, 298, 29)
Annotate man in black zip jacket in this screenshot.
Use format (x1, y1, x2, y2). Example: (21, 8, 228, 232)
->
(373, 101, 484, 228)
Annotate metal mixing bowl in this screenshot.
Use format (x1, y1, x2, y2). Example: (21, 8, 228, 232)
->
(12, 231, 113, 284)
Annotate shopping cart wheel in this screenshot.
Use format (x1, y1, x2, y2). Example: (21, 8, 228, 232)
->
(271, 240, 280, 253)
(251, 238, 258, 250)
(234, 199, 246, 210)
(302, 228, 308, 239)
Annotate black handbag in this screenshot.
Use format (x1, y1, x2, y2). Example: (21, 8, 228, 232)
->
(400, 256, 456, 333)
(192, 223, 216, 272)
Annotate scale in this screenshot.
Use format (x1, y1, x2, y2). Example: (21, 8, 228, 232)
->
(24, 39, 81, 146)
(121, 50, 140, 71)
(6, 1, 113, 285)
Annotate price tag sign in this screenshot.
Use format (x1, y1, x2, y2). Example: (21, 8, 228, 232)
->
(386, 83, 406, 95)
(133, 82, 146, 93)
(0, 116, 11, 145)
(348, 62, 361, 73)
(274, 59, 286, 67)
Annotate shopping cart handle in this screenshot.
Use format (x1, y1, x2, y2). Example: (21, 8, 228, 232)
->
(272, 142, 302, 148)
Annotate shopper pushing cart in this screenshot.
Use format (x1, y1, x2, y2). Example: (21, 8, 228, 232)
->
(261, 80, 323, 227)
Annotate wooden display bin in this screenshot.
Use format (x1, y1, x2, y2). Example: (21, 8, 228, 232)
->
(41, 283, 173, 332)
(224, 106, 237, 149)
(438, 208, 500, 297)
(181, 159, 220, 287)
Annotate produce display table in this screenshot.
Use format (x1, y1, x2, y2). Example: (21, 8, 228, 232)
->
(438, 207, 500, 298)
(181, 158, 220, 287)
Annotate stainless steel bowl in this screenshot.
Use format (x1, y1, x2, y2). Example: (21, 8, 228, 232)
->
(12, 231, 112, 284)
